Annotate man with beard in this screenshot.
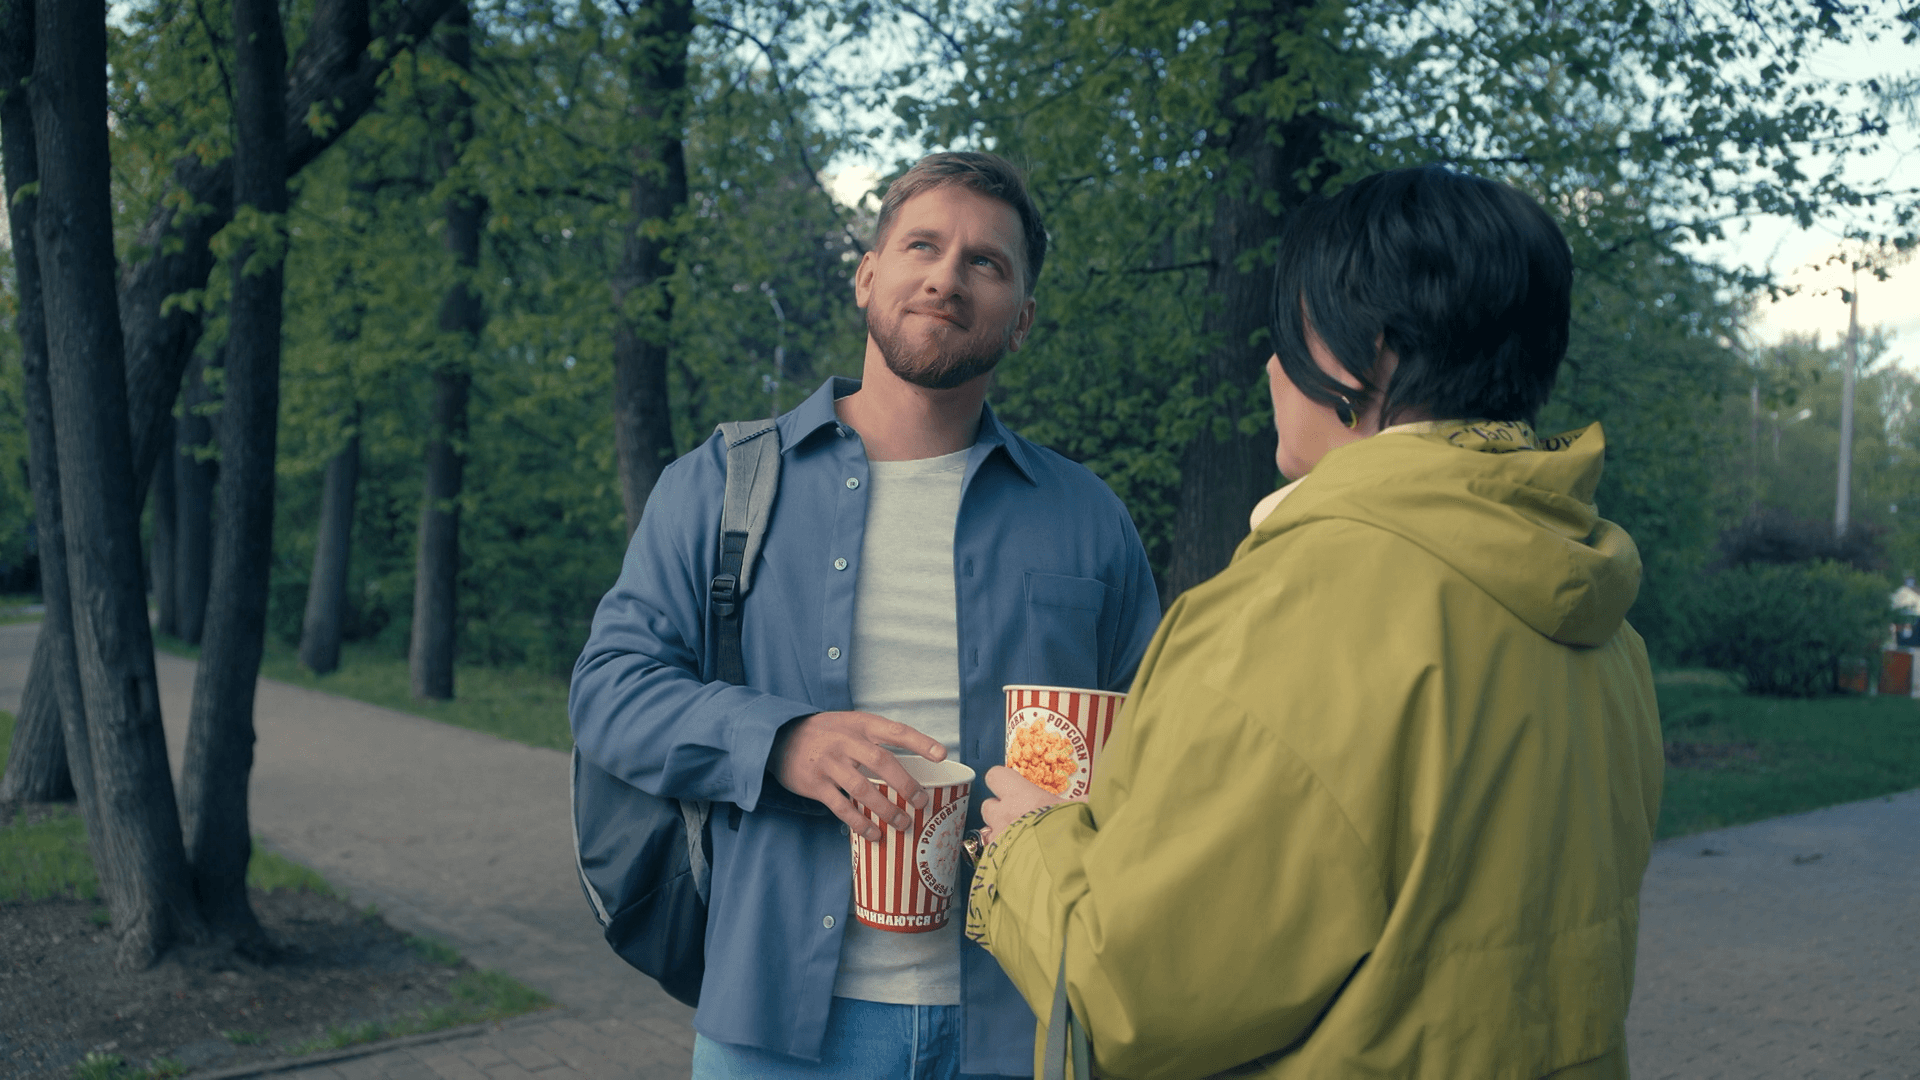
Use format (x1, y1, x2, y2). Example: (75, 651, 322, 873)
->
(571, 152, 1161, 1078)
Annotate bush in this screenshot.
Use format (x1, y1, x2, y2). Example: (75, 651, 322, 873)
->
(1681, 560, 1889, 696)
(1713, 507, 1885, 572)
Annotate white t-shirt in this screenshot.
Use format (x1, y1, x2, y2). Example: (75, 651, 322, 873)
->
(831, 446, 969, 1005)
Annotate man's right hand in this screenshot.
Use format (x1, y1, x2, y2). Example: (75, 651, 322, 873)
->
(769, 711, 948, 842)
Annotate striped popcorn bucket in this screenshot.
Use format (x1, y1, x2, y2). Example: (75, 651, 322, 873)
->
(1002, 685, 1126, 800)
(849, 755, 976, 933)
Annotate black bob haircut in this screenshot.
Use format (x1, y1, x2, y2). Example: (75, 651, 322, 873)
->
(1270, 166, 1573, 428)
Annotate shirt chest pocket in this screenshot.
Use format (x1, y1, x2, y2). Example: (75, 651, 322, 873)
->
(1021, 571, 1110, 690)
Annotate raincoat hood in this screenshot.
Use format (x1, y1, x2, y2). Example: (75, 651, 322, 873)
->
(1247, 420, 1641, 647)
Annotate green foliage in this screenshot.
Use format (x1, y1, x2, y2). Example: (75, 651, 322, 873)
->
(6, 0, 1911, 710)
(889, 0, 1880, 588)
(259, 9, 871, 673)
(1655, 675, 1920, 837)
(1679, 561, 1890, 696)
(1732, 331, 1920, 568)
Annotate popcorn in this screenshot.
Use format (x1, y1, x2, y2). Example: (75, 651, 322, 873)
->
(1007, 719, 1078, 795)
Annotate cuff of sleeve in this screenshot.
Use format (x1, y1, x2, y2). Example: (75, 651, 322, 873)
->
(965, 802, 1081, 947)
(724, 693, 819, 812)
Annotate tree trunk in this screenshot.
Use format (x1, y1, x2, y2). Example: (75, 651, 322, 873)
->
(299, 421, 359, 675)
(2, 647, 76, 802)
(30, 0, 206, 969)
(409, 2, 481, 701)
(410, 372, 467, 701)
(14, 1, 455, 775)
(610, 0, 693, 537)
(177, 0, 287, 955)
(0, 12, 75, 805)
(173, 354, 216, 645)
(1165, 0, 1336, 602)
(150, 416, 179, 639)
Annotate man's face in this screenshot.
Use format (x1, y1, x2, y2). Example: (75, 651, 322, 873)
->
(855, 185, 1036, 390)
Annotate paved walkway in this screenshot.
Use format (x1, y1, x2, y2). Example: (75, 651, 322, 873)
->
(3, 620, 1918, 1078)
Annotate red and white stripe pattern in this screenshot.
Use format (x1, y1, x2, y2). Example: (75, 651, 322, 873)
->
(1003, 685, 1126, 799)
(850, 776, 972, 933)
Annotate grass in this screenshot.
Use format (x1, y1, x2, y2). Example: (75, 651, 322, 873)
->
(0, 593, 45, 626)
(1, 791, 554, 1074)
(0, 775, 333, 903)
(3, 698, 555, 1072)
(271, 923, 550, 1058)
(247, 843, 335, 896)
(220, 1030, 268, 1046)
(405, 933, 464, 966)
(0, 800, 96, 902)
(153, 635, 573, 752)
(220, 1031, 268, 1046)
(1654, 669, 1920, 837)
(68, 1052, 186, 1080)
(284, 970, 550, 1056)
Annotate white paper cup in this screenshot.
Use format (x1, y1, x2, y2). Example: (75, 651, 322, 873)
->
(848, 754, 976, 933)
(1003, 685, 1126, 799)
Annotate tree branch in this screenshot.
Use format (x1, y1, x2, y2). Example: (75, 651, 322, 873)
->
(119, 0, 458, 500)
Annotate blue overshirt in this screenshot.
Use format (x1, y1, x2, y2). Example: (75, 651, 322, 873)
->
(569, 377, 1161, 1075)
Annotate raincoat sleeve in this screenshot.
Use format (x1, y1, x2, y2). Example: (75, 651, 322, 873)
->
(967, 680, 1390, 1080)
(569, 438, 819, 812)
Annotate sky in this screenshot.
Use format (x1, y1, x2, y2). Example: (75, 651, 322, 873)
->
(1682, 22, 1918, 365)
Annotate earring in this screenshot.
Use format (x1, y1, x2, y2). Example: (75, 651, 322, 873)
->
(1335, 397, 1360, 430)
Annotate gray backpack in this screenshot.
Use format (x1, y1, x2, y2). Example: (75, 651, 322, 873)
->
(569, 419, 782, 1006)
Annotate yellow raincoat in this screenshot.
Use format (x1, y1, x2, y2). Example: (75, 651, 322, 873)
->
(967, 421, 1664, 1080)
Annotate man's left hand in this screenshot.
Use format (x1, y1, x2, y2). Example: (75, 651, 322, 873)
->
(978, 766, 1067, 849)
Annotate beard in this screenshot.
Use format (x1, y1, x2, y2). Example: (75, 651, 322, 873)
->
(867, 303, 1019, 390)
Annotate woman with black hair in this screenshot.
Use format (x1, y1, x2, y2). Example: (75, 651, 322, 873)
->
(966, 166, 1664, 1079)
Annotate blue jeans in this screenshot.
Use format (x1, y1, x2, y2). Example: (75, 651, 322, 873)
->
(691, 996, 1025, 1080)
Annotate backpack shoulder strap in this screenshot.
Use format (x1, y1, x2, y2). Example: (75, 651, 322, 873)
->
(709, 419, 781, 686)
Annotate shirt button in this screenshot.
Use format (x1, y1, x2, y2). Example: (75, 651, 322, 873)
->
(840, 824, 850, 837)
(834, 557, 848, 571)
(846, 477, 860, 489)
(823, 915, 836, 929)
(828, 646, 842, 660)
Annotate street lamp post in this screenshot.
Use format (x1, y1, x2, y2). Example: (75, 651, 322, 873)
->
(1836, 270, 1859, 539)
